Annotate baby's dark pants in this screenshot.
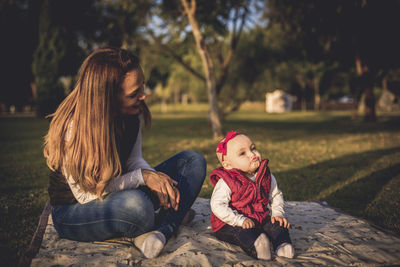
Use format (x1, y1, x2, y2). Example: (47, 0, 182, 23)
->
(215, 221, 292, 259)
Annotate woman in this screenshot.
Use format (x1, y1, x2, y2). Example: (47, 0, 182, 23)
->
(44, 47, 206, 258)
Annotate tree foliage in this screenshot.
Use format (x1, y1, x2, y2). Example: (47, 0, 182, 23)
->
(31, 0, 112, 116)
(0, 0, 42, 111)
(4, 0, 399, 125)
(32, 0, 68, 116)
(149, 0, 263, 137)
(266, 0, 400, 118)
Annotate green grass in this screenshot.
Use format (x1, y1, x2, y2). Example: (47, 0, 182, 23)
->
(0, 117, 50, 267)
(1, 104, 400, 266)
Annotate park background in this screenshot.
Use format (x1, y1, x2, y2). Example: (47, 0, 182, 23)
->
(1, 0, 400, 266)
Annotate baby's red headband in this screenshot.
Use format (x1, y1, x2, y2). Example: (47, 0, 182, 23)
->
(217, 131, 237, 161)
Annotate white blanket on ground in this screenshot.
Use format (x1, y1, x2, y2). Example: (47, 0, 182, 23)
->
(31, 198, 400, 266)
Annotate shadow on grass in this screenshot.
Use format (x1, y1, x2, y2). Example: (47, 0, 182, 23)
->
(276, 146, 400, 233)
(0, 185, 46, 194)
(224, 115, 400, 142)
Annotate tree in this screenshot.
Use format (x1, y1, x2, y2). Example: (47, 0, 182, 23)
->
(165, 52, 206, 103)
(150, 0, 258, 138)
(32, 0, 67, 116)
(0, 0, 42, 111)
(32, 0, 104, 116)
(225, 21, 333, 112)
(92, 0, 153, 50)
(266, 0, 400, 120)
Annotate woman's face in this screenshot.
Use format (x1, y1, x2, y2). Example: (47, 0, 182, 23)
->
(118, 68, 146, 115)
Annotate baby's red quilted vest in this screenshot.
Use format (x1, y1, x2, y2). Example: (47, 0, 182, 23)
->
(209, 159, 272, 232)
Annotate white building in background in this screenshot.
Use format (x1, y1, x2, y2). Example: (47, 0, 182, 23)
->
(378, 88, 398, 112)
(265, 90, 297, 113)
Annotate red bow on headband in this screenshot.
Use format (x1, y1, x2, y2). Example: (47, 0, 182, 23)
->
(217, 131, 237, 160)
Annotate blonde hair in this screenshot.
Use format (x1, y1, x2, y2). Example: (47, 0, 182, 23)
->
(44, 47, 151, 199)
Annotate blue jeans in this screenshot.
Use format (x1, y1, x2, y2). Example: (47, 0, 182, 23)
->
(51, 150, 206, 242)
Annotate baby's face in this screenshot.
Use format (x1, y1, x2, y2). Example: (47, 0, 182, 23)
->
(223, 134, 261, 175)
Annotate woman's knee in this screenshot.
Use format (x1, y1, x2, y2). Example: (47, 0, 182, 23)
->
(182, 149, 206, 162)
(108, 190, 155, 228)
(181, 150, 207, 175)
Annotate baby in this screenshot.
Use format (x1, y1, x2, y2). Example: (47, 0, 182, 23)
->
(209, 131, 294, 260)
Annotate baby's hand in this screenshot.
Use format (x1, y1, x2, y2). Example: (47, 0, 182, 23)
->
(242, 218, 255, 229)
(271, 216, 290, 228)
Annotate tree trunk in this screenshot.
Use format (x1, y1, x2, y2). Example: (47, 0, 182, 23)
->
(181, 0, 223, 139)
(301, 87, 307, 112)
(354, 51, 376, 121)
(174, 86, 179, 104)
(313, 78, 320, 111)
(352, 52, 363, 119)
(161, 97, 168, 113)
(382, 75, 388, 91)
(30, 82, 37, 100)
(363, 87, 376, 121)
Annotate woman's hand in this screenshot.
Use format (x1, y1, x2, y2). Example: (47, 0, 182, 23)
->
(141, 169, 180, 211)
(271, 216, 290, 228)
